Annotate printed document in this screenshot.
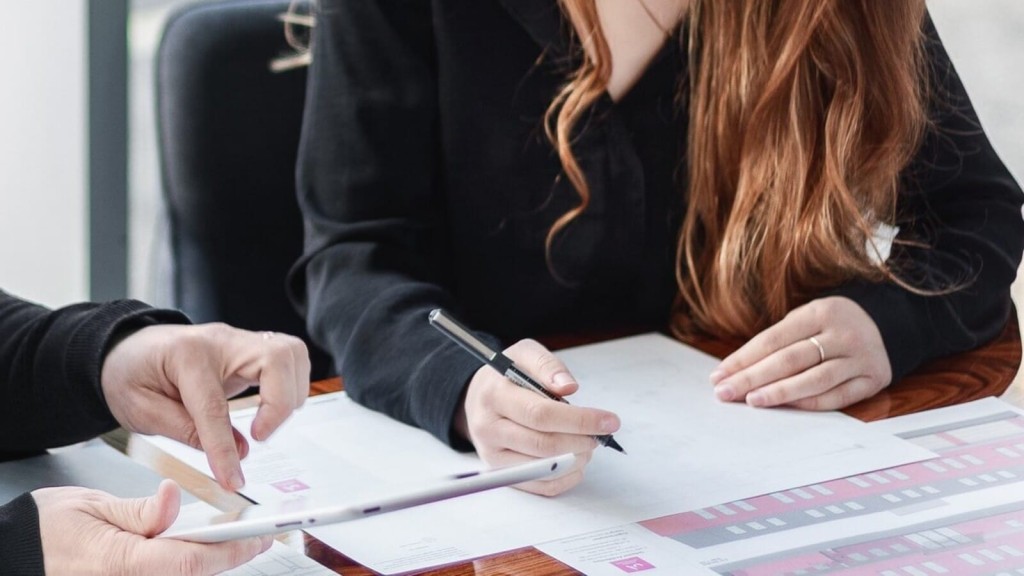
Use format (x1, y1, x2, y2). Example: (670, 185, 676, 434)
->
(149, 333, 931, 574)
(538, 397, 1024, 575)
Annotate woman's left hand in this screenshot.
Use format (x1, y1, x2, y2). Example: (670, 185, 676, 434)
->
(710, 296, 891, 410)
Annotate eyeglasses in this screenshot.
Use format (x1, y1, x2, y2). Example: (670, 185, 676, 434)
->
(271, 0, 314, 72)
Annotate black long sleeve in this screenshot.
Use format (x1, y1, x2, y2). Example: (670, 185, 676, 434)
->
(289, 0, 490, 449)
(832, 18, 1024, 381)
(0, 290, 189, 574)
(290, 0, 1023, 450)
(0, 290, 189, 453)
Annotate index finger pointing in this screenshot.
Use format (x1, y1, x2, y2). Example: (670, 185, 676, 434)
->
(176, 363, 244, 491)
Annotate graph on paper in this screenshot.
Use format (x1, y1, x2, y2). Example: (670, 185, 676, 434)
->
(650, 402, 1024, 575)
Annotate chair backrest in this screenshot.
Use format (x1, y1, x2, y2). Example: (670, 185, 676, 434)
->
(157, 0, 331, 378)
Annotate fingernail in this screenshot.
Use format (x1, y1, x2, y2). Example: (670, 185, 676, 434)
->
(715, 384, 734, 402)
(600, 416, 619, 433)
(552, 371, 575, 388)
(709, 369, 725, 383)
(747, 392, 765, 407)
(230, 470, 246, 491)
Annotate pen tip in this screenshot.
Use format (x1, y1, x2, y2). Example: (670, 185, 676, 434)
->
(605, 438, 626, 454)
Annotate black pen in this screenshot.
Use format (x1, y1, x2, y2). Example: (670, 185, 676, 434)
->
(428, 308, 626, 454)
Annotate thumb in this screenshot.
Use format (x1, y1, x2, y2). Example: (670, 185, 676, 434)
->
(99, 480, 182, 538)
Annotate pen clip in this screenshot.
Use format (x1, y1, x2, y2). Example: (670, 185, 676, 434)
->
(428, 309, 499, 363)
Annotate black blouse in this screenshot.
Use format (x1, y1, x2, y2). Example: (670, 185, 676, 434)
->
(289, 0, 1024, 449)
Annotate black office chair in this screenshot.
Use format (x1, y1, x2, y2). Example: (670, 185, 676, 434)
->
(157, 0, 331, 378)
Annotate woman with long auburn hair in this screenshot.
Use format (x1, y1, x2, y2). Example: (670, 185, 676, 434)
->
(290, 0, 1023, 495)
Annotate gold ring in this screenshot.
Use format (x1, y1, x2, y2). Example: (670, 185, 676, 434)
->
(808, 336, 825, 364)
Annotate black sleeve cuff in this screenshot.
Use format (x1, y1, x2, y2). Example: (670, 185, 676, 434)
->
(0, 493, 44, 576)
(407, 331, 504, 451)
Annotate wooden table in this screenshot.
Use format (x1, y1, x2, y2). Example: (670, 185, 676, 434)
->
(117, 318, 1022, 575)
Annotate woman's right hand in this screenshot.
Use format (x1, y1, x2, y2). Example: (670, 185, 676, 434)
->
(34, 480, 271, 575)
(455, 339, 621, 496)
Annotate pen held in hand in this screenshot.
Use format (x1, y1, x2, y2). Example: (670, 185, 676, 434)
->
(428, 308, 626, 454)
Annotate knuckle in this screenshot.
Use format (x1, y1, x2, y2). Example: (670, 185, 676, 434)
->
(472, 386, 495, 413)
(534, 352, 562, 378)
(473, 378, 504, 414)
(197, 396, 230, 424)
(211, 322, 233, 335)
(66, 487, 107, 507)
(832, 329, 851, 350)
(182, 424, 203, 451)
(763, 332, 786, 355)
(822, 297, 844, 315)
(803, 394, 826, 411)
(731, 372, 755, 394)
(177, 328, 206, 352)
(506, 339, 535, 359)
(808, 300, 831, 324)
(530, 433, 556, 455)
(758, 387, 781, 406)
(199, 322, 233, 342)
(780, 349, 803, 373)
(784, 302, 804, 320)
(843, 328, 864, 349)
(177, 551, 206, 576)
(575, 411, 595, 435)
(817, 364, 838, 386)
(521, 399, 551, 429)
(270, 343, 296, 364)
(717, 358, 739, 373)
(520, 338, 541, 349)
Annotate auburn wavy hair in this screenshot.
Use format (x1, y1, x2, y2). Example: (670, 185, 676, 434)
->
(546, 0, 930, 339)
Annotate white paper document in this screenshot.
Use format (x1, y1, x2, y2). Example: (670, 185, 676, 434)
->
(539, 398, 1024, 575)
(223, 543, 332, 576)
(149, 333, 931, 574)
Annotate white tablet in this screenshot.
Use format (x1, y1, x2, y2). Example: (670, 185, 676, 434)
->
(159, 453, 576, 543)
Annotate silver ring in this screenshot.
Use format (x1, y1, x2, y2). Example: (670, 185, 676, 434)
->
(808, 336, 825, 364)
